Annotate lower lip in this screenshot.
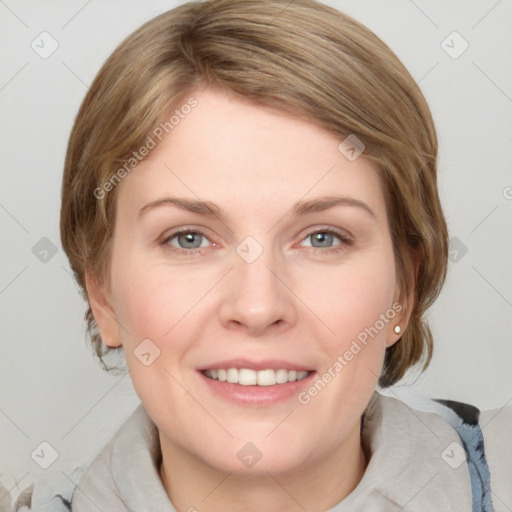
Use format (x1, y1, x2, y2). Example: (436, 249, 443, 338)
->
(198, 370, 316, 407)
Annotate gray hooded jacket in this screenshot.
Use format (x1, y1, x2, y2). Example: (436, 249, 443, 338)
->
(7, 392, 512, 511)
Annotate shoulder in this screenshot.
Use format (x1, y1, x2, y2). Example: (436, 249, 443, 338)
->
(345, 392, 475, 510)
(4, 467, 83, 512)
(6, 405, 149, 512)
(433, 398, 512, 512)
(479, 404, 512, 511)
(373, 391, 511, 512)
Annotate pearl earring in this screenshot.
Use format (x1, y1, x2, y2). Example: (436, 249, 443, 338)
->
(394, 325, 401, 334)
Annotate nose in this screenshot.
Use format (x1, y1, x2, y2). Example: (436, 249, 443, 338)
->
(219, 245, 298, 337)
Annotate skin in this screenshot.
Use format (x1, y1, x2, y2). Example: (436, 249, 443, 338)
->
(86, 87, 413, 512)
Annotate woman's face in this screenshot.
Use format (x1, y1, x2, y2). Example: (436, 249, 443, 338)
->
(89, 88, 406, 475)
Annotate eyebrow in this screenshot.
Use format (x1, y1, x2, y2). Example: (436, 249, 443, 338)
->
(138, 195, 376, 220)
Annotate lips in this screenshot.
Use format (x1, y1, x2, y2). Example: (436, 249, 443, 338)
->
(198, 359, 316, 406)
(198, 357, 315, 397)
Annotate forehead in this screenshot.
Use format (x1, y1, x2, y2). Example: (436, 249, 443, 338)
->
(116, 88, 387, 222)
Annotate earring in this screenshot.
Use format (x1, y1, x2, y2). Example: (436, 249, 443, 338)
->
(394, 325, 401, 334)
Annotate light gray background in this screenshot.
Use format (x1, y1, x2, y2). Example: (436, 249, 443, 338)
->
(1, 0, 511, 502)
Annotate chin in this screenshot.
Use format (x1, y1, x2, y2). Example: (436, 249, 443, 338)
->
(195, 435, 312, 476)
(209, 452, 306, 477)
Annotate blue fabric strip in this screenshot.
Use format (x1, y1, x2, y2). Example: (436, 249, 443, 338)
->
(434, 399, 494, 512)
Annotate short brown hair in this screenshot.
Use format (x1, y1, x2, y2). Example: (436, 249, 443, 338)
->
(60, 0, 448, 386)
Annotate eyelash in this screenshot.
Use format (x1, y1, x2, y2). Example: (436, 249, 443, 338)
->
(160, 226, 353, 257)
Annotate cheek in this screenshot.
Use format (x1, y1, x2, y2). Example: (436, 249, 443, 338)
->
(301, 252, 396, 350)
(109, 258, 207, 409)
(112, 261, 202, 345)
(292, 253, 397, 433)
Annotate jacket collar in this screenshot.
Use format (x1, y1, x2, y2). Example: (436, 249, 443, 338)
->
(72, 404, 176, 511)
(328, 391, 473, 511)
(72, 392, 473, 511)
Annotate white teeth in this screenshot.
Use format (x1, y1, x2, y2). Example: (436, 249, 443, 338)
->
(275, 369, 289, 384)
(239, 368, 257, 385)
(257, 369, 276, 386)
(226, 368, 239, 384)
(202, 368, 311, 386)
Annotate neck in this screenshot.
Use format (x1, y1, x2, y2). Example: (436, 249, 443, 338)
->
(158, 420, 368, 512)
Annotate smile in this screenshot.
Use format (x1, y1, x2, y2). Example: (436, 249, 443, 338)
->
(202, 368, 311, 386)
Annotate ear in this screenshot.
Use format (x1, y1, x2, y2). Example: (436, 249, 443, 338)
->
(84, 270, 122, 348)
(386, 249, 419, 347)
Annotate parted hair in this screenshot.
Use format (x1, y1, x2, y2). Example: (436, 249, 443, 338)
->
(60, 0, 448, 386)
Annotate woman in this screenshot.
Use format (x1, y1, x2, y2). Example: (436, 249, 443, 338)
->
(12, 0, 510, 510)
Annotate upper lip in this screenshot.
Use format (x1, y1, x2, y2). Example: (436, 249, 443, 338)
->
(198, 358, 314, 372)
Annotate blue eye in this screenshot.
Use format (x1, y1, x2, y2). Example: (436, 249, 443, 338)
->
(173, 231, 205, 249)
(308, 231, 338, 248)
(161, 229, 212, 256)
(299, 227, 351, 252)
